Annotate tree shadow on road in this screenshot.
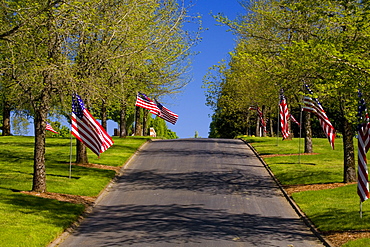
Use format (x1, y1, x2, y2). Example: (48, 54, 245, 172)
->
(116, 169, 281, 198)
(71, 203, 317, 246)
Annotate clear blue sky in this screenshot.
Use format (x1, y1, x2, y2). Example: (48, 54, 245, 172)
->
(161, 0, 246, 138)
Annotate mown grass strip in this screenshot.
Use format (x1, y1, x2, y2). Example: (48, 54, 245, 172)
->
(0, 136, 149, 247)
(242, 136, 344, 185)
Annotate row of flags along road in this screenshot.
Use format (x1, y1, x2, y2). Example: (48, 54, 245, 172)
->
(252, 85, 369, 215)
(46, 88, 369, 212)
(135, 92, 179, 125)
(45, 92, 178, 158)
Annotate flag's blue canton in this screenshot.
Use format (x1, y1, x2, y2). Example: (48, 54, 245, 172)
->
(139, 93, 150, 101)
(280, 93, 285, 101)
(72, 94, 85, 119)
(305, 84, 322, 106)
(305, 84, 314, 94)
(157, 102, 163, 110)
(358, 90, 367, 119)
(358, 89, 369, 131)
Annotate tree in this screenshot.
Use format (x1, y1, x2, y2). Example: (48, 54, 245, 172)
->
(0, 0, 74, 192)
(209, 0, 370, 182)
(0, 0, 198, 192)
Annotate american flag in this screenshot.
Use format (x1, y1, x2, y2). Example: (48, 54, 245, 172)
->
(248, 106, 267, 132)
(46, 122, 59, 134)
(135, 93, 160, 115)
(289, 114, 300, 126)
(302, 85, 336, 149)
(154, 100, 178, 125)
(71, 93, 113, 156)
(357, 89, 370, 202)
(279, 92, 290, 139)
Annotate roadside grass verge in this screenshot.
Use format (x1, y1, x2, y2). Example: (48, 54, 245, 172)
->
(243, 136, 344, 185)
(0, 136, 149, 247)
(241, 136, 370, 246)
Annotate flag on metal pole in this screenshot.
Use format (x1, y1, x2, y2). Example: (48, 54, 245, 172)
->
(152, 99, 178, 125)
(248, 106, 267, 133)
(135, 92, 160, 115)
(71, 93, 113, 157)
(289, 114, 300, 127)
(46, 122, 59, 134)
(357, 90, 370, 211)
(279, 91, 290, 139)
(302, 85, 336, 149)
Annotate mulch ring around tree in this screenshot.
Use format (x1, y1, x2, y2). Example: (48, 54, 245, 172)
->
(20, 163, 120, 206)
(260, 152, 320, 158)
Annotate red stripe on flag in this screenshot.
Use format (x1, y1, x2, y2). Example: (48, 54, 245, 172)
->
(279, 96, 290, 139)
(302, 96, 336, 149)
(358, 122, 370, 202)
(72, 94, 113, 156)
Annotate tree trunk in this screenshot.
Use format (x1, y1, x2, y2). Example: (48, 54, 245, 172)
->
(343, 117, 356, 183)
(269, 116, 274, 137)
(256, 115, 260, 137)
(303, 111, 313, 153)
(76, 140, 89, 164)
(135, 106, 142, 136)
(2, 100, 11, 136)
(76, 95, 90, 163)
(33, 110, 47, 192)
(119, 103, 127, 138)
(101, 99, 107, 131)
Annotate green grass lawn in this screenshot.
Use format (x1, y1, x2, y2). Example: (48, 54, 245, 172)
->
(241, 136, 370, 247)
(0, 135, 149, 247)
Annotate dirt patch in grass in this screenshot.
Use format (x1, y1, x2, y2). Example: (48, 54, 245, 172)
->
(284, 182, 369, 247)
(324, 231, 370, 247)
(260, 152, 319, 158)
(20, 191, 96, 206)
(283, 182, 356, 195)
(20, 163, 119, 206)
(70, 163, 120, 171)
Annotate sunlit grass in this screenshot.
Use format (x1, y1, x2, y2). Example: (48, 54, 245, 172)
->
(242, 136, 370, 246)
(242, 136, 344, 185)
(0, 135, 149, 246)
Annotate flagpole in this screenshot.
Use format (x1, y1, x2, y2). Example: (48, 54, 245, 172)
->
(360, 200, 363, 218)
(300, 82, 305, 165)
(69, 93, 73, 179)
(277, 94, 280, 146)
(69, 131, 73, 179)
(298, 106, 303, 164)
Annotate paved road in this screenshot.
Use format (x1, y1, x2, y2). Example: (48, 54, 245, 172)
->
(58, 138, 324, 247)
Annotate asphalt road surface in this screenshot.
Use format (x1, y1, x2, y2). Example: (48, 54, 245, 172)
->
(58, 138, 324, 247)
